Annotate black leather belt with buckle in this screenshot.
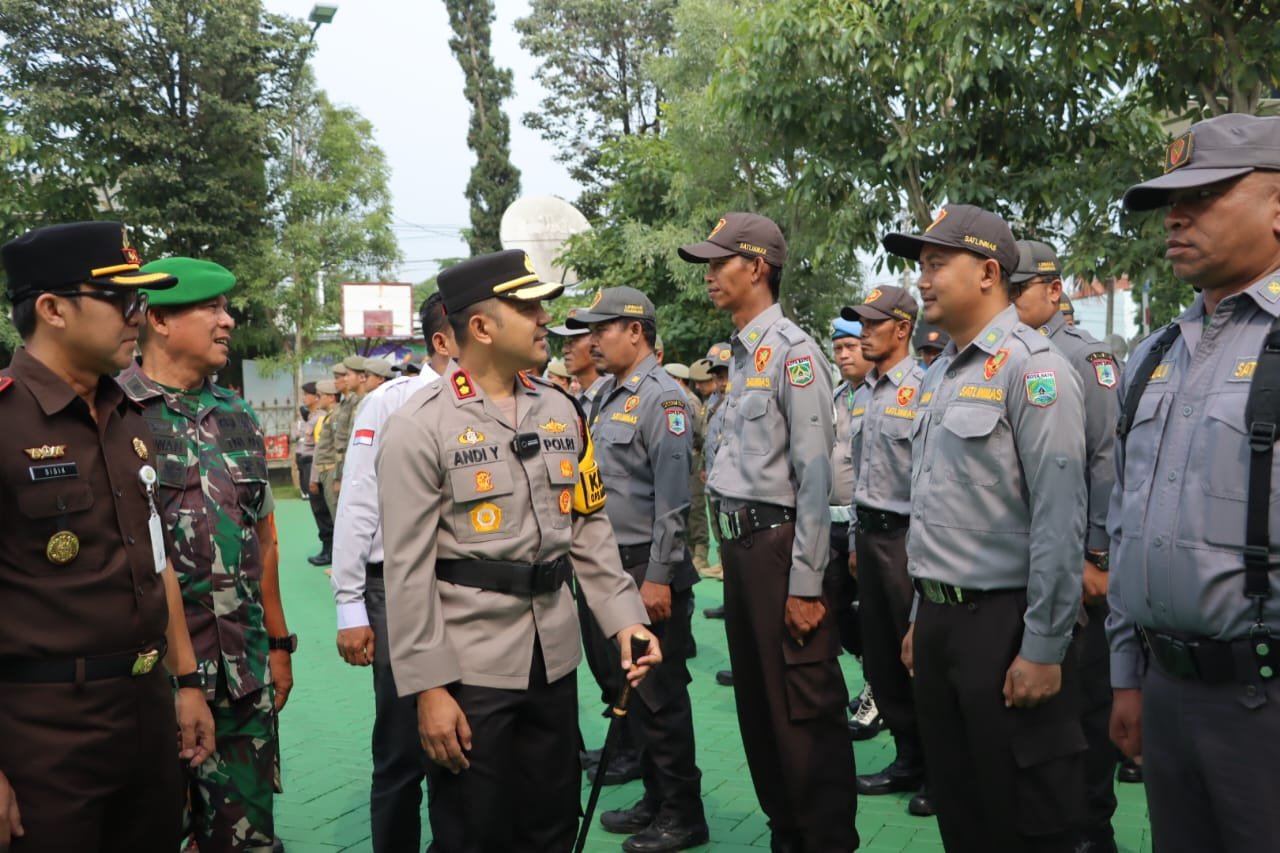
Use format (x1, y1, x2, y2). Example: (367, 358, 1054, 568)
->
(914, 578, 1020, 607)
(0, 640, 168, 683)
(1137, 626, 1277, 684)
(855, 507, 910, 533)
(717, 503, 795, 542)
(436, 556, 570, 596)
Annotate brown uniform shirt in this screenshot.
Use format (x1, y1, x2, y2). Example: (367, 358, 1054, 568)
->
(0, 348, 169, 659)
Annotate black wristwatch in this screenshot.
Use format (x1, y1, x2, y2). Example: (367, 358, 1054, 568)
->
(171, 670, 206, 690)
(268, 633, 299, 654)
(1086, 549, 1110, 572)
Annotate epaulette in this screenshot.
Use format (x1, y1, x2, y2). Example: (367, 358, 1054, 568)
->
(523, 371, 556, 390)
(1012, 324, 1052, 354)
(776, 320, 810, 347)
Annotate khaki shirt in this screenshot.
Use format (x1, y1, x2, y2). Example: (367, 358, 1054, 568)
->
(592, 355, 695, 587)
(331, 393, 357, 478)
(707, 303, 835, 596)
(377, 367, 647, 693)
(909, 304, 1086, 664)
(1107, 273, 1280, 688)
(1038, 311, 1119, 552)
(851, 356, 926, 516)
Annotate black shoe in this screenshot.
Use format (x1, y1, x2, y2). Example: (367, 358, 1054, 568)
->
(856, 758, 924, 795)
(307, 552, 331, 566)
(687, 637, 697, 658)
(907, 785, 935, 817)
(703, 605, 725, 619)
(602, 800, 656, 834)
(622, 816, 710, 852)
(272, 838, 286, 853)
(1116, 757, 1143, 784)
(587, 750, 642, 785)
(770, 832, 803, 853)
(715, 670, 734, 686)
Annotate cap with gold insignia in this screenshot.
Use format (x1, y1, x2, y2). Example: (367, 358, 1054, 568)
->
(1059, 294, 1075, 316)
(2, 221, 177, 301)
(706, 342, 732, 372)
(1124, 113, 1280, 211)
(678, 212, 788, 267)
(912, 320, 950, 352)
(316, 379, 339, 395)
(689, 359, 715, 382)
(141, 257, 235, 306)
(882, 203, 1018, 275)
(343, 355, 368, 373)
(549, 307, 591, 337)
(1010, 240, 1062, 286)
(841, 284, 918, 324)
(437, 249, 564, 315)
(564, 286, 656, 328)
(363, 358, 395, 379)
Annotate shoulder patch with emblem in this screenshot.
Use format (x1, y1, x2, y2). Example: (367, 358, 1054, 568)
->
(1085, 351, 1118, 388)
(984, 349, 1010, 381)
(755, 346, 773, 373)
(786, 356, 815, 387)
(666, 408, 687, 435)
(1024, 371, 1058, 407)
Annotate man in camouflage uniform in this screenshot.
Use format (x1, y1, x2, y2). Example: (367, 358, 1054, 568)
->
(121, 257, 295, 852)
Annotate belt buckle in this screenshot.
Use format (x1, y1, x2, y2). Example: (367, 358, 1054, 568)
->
(131, 649, 160, 676)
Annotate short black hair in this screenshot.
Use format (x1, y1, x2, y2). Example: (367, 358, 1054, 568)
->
(637, 318, 658, 348)
(447, 298, 500, 346)
(420, 291, 447, 355)
(11, 296, 36, 339)
(766, 263, 782, 301)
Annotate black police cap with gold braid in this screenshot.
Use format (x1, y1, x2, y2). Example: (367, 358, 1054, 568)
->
(2, 221, 177, 301)
(437, 249, 564, 315)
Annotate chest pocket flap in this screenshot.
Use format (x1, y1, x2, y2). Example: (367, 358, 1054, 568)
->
(941, 404, 1002, 439)
(18, 480, 95, 519)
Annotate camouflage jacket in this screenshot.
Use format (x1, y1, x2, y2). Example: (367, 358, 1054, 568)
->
(119, 363, 271, 701)
(330, 394, 357, 478)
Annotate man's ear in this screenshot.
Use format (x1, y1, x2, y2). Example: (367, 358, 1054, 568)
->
(33, 293, 70, 330)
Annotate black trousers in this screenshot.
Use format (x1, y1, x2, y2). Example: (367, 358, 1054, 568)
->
(425, 641, 579, 853)
(826, 521, 861, 657)
(722, 524, 858, 852)
(1142, 650, 1280, 853)
(298, 456, 333, 553)
(1077, 601, 1117, 842)
(367, 576, 430, 853)
(0, 668, 183, 852)
(854, 524, 921, 766)
(623, 562, 704, 824)
(574, 576, 639, 755)
(913, 590, 1086, 853)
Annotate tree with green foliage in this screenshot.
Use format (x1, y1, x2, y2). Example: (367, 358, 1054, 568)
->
(443, 0, 521, 255)
(515, 0, 677, 213)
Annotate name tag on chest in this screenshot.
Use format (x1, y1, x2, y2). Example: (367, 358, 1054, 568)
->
(30, 462, 79, 482)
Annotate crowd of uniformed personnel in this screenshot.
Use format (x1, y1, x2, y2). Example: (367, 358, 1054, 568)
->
(1, 110, 1278, 853)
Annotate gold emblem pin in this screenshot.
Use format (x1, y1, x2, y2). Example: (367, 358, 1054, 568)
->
(458, 427, 485, 446)
(46, 531, 80, 565)
(24, 445, 67, 460)
(132, 437, 148, 460)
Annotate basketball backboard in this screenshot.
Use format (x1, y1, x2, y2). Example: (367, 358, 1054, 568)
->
(340, 282, 414, 339)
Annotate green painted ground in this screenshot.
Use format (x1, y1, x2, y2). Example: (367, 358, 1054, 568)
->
(271, 498, 1152, 852)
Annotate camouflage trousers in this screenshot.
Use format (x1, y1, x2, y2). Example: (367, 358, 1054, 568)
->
(319, 467, 339, 519)
(186, 685, 278, 852)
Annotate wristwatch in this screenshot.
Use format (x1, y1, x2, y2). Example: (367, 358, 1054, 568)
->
(268, 633, 299, 654)
(1086, 549, 1110, 572)
(171, 670, 206, 690)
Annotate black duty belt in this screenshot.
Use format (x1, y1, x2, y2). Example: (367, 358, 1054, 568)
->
(1138, 626, 1277, 684)
(436, 556, 570, 596)
(856, 507, 910, 533)
(717, 502, 795, 542)
(914, 578, 1022, 607)
(366, 560, 384, 578)
(618, 542, 651, 569)
(0, 640, 168, 684)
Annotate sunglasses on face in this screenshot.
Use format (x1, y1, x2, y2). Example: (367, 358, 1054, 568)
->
(52, 287, 149, 322)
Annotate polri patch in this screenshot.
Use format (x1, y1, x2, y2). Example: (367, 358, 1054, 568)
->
(30, 462, 78, 482)
(1024, 371, 1058, 407)
(786, 356, 815, 387)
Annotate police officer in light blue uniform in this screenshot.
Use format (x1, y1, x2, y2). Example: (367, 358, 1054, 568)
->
(1107, 112, 1280, 853)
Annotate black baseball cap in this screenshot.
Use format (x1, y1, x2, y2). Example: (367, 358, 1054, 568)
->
(842, 284, 918, 323)
(549, 307, 591, 337)
(882, 204, 1018, 274)
(1124, 113, 1280, 211)
(678, 212, 788, 267)
(564, 286, 656, 328)
(1010, 240, 1063, 285)
(2, 221, 177, 301)
(912, 320, 950, 352)
(437, 249, 563, 315)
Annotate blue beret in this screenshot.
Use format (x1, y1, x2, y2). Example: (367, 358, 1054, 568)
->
(832, 317, 862, 340)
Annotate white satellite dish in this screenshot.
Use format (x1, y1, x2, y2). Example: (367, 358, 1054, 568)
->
(499, 195, 591, 287)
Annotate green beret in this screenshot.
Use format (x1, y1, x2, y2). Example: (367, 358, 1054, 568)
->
(141, 257, 235, 307)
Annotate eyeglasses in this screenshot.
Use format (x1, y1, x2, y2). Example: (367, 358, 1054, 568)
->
(51, 288, 149, 322)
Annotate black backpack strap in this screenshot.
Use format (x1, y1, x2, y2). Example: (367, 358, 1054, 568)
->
(1243, 314, 1280, 616)
(1116, 323, 1181, 443)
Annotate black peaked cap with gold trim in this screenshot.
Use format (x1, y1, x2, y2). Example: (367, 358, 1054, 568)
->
(2, 221, 177, 301)
(438, 249, 564, 315)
